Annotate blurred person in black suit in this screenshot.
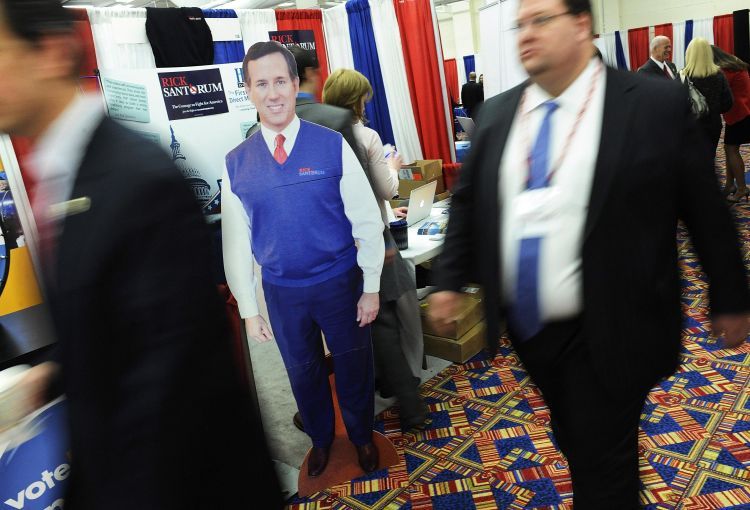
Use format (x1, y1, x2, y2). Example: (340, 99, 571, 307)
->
(0, 1, 282, 508)
(430, 0, 750, 507)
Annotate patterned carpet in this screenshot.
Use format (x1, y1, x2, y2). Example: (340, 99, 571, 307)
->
(286, 146, 750, 509)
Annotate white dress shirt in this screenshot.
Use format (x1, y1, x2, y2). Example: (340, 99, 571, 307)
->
(651, 57, 675, 79)
(28, 94, 104, 232)
(500, 58, 606, 322)
(222, 115, 385, 318)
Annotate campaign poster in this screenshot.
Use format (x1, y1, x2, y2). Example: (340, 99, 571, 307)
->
(268, 30, 317, 52)
(99, 64, 257, 215)
(0, 399, 69, 510)
(0, 147, 55, 366)
(158, 68, 229, 121)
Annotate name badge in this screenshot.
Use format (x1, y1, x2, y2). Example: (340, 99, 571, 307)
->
(47, 197, 91, 221)
(512, 187, 562, 238)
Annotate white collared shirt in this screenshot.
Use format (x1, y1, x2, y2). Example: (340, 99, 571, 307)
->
(222, 115, 384, 318)
(500, 58, 606, 321)
(28, 94, 104, 229)
(259, 115, 301, 156)
(651, 57, 675, 79)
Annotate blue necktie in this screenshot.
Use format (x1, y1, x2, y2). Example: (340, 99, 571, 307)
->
(509, 100, 558, 341)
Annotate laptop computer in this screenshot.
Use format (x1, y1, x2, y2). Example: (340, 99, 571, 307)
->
(457, 116, 475, 138)
(405, 180, 438, 226)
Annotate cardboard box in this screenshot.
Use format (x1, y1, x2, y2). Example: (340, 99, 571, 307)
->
(434, 191, 451, 203)
(398, 176, 445, 198)
(419, 293, 484, 339)
(398, 159, 445, 197)
(424, 321, 486, 363)
(403, 159, 442, 181)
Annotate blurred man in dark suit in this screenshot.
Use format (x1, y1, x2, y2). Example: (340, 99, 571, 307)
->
(0, 1, 281, 508)
(430, 0, 749, 507)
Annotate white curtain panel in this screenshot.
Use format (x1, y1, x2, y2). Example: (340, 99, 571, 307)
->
(429, 1, 456, 162)
(236, 9, 277, 52)
(479, 3, 501, 99)
(673, 21, 686, 71)
(87, 7, 156, 70)
(369, 0, 424, 163)
(595, 32, 618, 68)
(220, 0, 285, 9)
(497, 0, 527, 93)
(692, 18, 715, 45)
(456, 55, 467, 88)
(322, 4, 355, 73)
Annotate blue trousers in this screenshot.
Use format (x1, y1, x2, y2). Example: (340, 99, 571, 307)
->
(263, 266, 374, 448)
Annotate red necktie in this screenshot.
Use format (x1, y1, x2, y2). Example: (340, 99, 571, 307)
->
(274, 134, 287, 164)
(663, 65, 671, 78)
(30, 182, 58, 281)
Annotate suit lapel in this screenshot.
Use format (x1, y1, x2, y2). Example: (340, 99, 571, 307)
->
(476, 83, 526, 303)
(479, 85, 525, 213)
(584, 67, 637, 241)
(53, 120, 109, 291)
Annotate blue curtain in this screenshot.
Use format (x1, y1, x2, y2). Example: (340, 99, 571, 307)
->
(463, 55, 475, 81)
(685, 20, 694, 51)
(615, 31, 628, 70)
(203, 9, 245, 65)
(346, 0, 396, 146)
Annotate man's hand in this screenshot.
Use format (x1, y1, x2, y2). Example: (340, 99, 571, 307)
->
(387, 153, 403, 171)
(427, 291, 462, 337)
(393, 207, 408, 219)
(385, 246, 397, 265)
(15, 362, 58, 414)
(357, 292, 380, 327)
(712, 314, 750, 348)
(245, 315, 274, 343)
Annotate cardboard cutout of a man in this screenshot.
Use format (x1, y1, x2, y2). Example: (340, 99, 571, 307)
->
(222, 41, 385, 477)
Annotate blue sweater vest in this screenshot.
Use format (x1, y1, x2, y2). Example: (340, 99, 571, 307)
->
(226, 120, 357, 287)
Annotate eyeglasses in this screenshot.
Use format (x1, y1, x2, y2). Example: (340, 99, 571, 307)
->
(510, 11, 572, 31)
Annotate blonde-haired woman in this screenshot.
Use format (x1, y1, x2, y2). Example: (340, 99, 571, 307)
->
(681, 38, 733, 160)
(323, 68, 428, 432)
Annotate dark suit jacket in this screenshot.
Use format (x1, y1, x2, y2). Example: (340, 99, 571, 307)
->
(47, 118, 280, 509)
(637, 58, 678, 80)
(461, 80, 485, 117)
(436, 66, 749, 396)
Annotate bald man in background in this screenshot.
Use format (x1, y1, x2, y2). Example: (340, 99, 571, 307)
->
(638, 35, 679, 79)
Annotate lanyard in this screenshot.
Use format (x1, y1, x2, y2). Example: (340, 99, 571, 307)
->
(518, 61, 603, 189)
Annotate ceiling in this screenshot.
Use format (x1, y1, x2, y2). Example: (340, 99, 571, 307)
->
(62, 0, 350, 9)
(62, 0, 462, 10)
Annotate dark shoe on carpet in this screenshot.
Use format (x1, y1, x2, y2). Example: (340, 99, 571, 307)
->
(293, 412, 305, 432)
(722, 184, 738, 197)
(356, 442, 379, 473)
(400, 403, 431, 432)
(307, 446, 330, 477)
(401, 414, 431, 432)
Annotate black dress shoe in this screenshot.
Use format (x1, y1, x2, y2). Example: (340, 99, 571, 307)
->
(400, 402, 430, 432)
(356, 442, 379, 473)
(307, 446, 330, 477)
(293, 412, 305, 432)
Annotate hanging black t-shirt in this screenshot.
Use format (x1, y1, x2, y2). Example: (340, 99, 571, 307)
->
(146, 7, 214, 68)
